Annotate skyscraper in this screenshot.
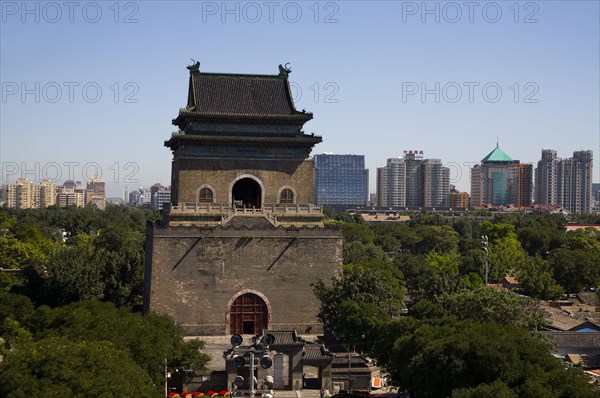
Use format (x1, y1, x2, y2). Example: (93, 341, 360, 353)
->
(536, 150, 594, 213)
(470, 145, 533, 207)
(314, 154, 368, 206)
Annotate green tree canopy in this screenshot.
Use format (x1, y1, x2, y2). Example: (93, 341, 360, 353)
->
(0, 337, 161, 398)
(549, 247, 600, 295)
(312, 261, 404, 346)
(26, 300, 210, 386)
(391, 322, 596, 398)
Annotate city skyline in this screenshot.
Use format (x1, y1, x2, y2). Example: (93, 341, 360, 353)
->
(1, 1, 598, 197)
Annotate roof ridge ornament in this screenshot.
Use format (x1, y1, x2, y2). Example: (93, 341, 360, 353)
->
(187, 59, 200, 74)
(278, 63, 292, 77)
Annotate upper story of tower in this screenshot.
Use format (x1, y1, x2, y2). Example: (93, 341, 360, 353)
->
(165, 62, 322, 161)
(163, 62, 325, 227)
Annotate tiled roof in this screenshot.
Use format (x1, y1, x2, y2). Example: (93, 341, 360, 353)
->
(332, 353, 370, 367)
(481, 145, 513, 162)
(190, 74, 296, 115)
(545, 331, 600, 348)
(303, 344, 333, 361)
(266, 330, 304, 346)
(175, 66, 312, 124)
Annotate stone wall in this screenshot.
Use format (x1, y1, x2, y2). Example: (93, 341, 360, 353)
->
(144, 218, 342, 336)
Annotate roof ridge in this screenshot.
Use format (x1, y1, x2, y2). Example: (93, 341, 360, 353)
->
(197, 72, 284, 79)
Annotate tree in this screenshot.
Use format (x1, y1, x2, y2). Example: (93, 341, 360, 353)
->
(451, 381, 519, 398)
(312, 261, 404, 345)
(22, 233, 104, 307)
(341, 222, 374, 244)
(549, 248, 599, 295)
(95, 225, 145, 306)
(393, 253, 432, 297)
(0, 235, 45, 269)
(343, 241, 387, 264)
(488, 237, 527, 281)
(0, 337, 161, 398)
(517, 226, 552, 257)
(0, 272, 20, 292)
(413, 225, 459, 254)
(424, 250, 463, 297)
(28, 300, 210, 387)
(391, 322, 596, 398)
(516, 256, 563, 300)
(434, 288, 544, 330)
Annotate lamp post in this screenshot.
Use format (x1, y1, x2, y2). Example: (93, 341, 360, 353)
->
(227, 333, 275, 398)
(481, 235, 489, 285)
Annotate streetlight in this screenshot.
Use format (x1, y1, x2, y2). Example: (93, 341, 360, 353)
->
(481, 235, 489, 285)
(226, 333, 275, 398)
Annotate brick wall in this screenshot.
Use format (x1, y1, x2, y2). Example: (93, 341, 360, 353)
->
(144, 219, 342, 336)
(172, 158, 315, 205)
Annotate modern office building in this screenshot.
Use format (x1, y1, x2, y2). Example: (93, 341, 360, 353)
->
(377, 151, 449, 208)
(470, 145, 533, 207)
(536, 150, 593, 213)
(314, 154, 368, 206)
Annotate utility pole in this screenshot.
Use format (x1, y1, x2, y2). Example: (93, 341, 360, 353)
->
(481, 235, 489, 285)
(164, 358, 168, 398)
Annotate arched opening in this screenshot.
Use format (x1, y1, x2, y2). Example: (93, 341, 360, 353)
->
(198, 187, 214, 203)
(232, 178, 261, 208)
(229, 292, 269, 335)
(279, 188, 294, 204)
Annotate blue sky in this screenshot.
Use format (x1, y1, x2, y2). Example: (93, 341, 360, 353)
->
(1, 0, 599, 197)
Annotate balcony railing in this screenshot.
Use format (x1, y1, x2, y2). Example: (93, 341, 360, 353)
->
(165, 203, 323, 215)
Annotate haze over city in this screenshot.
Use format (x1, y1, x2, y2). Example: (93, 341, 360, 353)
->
(1, 1, 598, 197)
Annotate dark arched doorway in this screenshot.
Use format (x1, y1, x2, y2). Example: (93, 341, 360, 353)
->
(232, 178, 262, 208)
(229, 293, 269, 335)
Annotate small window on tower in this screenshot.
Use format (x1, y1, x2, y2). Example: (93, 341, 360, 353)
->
(279, 188, 294, 204)
(198, 187, 213, 203)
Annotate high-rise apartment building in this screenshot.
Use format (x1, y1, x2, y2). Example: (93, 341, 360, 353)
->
(449, 190, 470, 209)
(378, 157, 407, 207)
(5, 178, 56, 209)
(536, 150, 593, 213)
(535, 149, 559, 205)
(470, 145, 533, 207)
(377, 151, 449, 208)
(422, 159, 450, 208)
(405, 151, 423, 207)
(314, 154, 368, 206)
(39, 179, 57, 208)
